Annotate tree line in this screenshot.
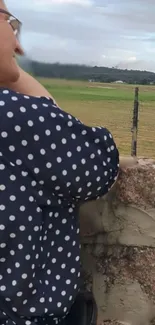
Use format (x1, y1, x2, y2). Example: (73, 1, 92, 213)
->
(19, 58, 155, 85)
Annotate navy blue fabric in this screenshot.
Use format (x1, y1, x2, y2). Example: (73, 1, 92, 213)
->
(0, 88, 119, 325)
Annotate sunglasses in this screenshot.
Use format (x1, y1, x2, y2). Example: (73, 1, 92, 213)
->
(0, 9, 22, 39)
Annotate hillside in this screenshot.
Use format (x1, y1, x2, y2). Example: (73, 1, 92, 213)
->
(18, 58, 155, 85)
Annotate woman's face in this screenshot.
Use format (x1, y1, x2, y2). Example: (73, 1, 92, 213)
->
(0, 0, 24, 84)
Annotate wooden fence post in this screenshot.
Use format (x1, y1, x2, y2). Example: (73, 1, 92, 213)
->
(131, 87, 139, 156)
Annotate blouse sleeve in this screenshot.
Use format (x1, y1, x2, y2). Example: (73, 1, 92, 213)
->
(0, 89, 119, 203)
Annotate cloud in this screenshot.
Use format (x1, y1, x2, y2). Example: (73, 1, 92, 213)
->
(33, 0, 93, 6)
(5, 0, 155, 72)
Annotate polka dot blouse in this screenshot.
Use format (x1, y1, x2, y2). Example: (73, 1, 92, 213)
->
(0, 88, 119, 325)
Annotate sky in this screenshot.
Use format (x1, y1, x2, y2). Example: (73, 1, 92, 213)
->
(6, 0, 155, 72)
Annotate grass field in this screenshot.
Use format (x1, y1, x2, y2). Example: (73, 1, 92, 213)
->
(40, 78, 155, 158)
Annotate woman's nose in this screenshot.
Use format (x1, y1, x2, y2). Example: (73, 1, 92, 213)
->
(15, 38, 24, 56)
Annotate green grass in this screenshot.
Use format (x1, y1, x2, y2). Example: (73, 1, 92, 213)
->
(39, 78, 155, 158)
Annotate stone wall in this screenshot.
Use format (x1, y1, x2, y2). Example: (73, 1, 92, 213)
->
(80, 158, 155, 325)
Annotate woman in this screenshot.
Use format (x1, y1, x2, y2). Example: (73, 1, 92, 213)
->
(0, 1, 119, 325)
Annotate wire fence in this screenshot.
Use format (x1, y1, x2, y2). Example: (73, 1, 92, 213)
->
(41, 78, 155, 158)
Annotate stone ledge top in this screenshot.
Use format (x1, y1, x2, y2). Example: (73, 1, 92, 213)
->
(116, 158, 155, 209)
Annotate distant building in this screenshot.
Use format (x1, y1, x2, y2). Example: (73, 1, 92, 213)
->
(114, 80, 124, 84)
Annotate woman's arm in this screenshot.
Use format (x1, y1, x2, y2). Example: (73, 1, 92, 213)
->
(7, 67, 137, 171)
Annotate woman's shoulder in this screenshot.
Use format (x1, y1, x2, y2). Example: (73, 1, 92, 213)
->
(0, 87, 56, 106)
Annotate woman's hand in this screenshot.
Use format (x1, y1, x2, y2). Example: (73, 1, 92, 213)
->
(119, 156, 138, 170)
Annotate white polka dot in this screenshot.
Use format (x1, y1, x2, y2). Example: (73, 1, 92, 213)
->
(56, 275, 61, 280)
(82, 130, 87, 135)
(45, 129, 51, 136)
(57, 157, 62, 163)
(81, 158, 86, 164)
(56, 125, 61, 131)
(28, 154, 34, 160)
(39, 116, 44, 122)
(30, 307, 36, 313)
(52, 286, 56, 291)
(20, 206, 26, 212)
(7, 111, 13, 118)
(0, 285, 6, 292)
(20, 106, 26, 113)
(34, 168, 40, 174)
(0, 243, 6, 248)
(31, 180, 37, 187)
(0, 205, 5, 211)
(51, 113, 56, 118)
(28, 120, 34, 127)
(10, 233, 16, 238)
(26, 321, 31, 325)
(68, 121, 73, 127)
(57, 302, 62, 308)
(34, 134, 39, 141)
(62, 138, 67, 144)
(77, 146, 81, 152)
(71, 133, 76, 139)
(12, 307, 17, 312)
(1, 132, 8, 138)
(15, 262, 20, 268)
(11, 96, 18, 101)
(65, 236, 70, 241)
(0, 164, 5, 171)
(62, 170, 67, 176)
(16, 159, 22, 165)
(46, 162, 52, 168)
(0, 184, 6, 191)
(15, 125, 21, 132)
(9, 215, 15, 221)
(18, 244, 23, 250)
(67, 151, 72, 157)
(32, 104, 38, 109)
(52, 258, 56, 264)
(9, 145, 15, 152)
(10, 195, 16, 201)
(66, 279, 71, 285)
(0, 101, 5, 106)
(51, 143, 56, 150)
(10, 250, 15, 255)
